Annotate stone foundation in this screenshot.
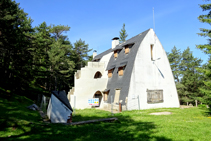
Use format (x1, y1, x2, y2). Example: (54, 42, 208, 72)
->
(103, 103, 127, 112)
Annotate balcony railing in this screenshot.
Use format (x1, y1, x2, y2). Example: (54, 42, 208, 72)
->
(88, 62, 105, 68)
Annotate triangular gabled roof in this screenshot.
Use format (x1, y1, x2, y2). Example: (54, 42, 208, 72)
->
(52, 91, 73, 112)
(102, 29, 150, 105)
(106, 29, 150, 70)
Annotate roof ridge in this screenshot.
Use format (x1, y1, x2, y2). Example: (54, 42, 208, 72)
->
(93, 28, 151, 60)
(118, 28, 151, 46)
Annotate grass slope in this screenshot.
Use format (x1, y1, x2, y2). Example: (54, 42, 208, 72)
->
(0, 92, 211, 141)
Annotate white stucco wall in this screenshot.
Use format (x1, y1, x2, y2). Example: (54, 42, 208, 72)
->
(70, 51, 113, 109)
(99, 51, 113, 78)
(127, 29, 180, 110)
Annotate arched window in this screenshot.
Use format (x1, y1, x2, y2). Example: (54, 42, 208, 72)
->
(94, 71, 102, 79)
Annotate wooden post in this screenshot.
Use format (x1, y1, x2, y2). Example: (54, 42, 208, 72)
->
(111, 95, 113, 115)
(67, 113, 72, 123)
(119, 102, 122, 112)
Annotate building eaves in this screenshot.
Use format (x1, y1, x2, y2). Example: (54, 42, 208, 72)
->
(107, 65, 116, 70)
(93, 48, 112, 61)
(116, 61, 128, 68)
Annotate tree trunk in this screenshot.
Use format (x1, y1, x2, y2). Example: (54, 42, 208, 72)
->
(187, 102, 188, 106)
(195, 100, 198, 107)
(40, 95, 46, 112)
(176, 77, 179, 83)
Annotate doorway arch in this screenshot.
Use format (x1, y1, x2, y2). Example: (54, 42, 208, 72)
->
(93, 91, 103, 107)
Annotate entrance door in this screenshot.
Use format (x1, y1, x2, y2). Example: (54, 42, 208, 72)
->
(93, 91, 103, 107)
(114, 89, 121, 104)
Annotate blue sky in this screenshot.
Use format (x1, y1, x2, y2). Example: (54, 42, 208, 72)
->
(16, 0, 210, 63)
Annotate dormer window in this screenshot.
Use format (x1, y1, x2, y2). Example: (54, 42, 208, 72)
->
(118, 62, 127, 76)
(114, 50, 118, 58)
(113, 49, 121, 58)
(108, 68, 114, 78)
(118, 67, 125, 76)
(124, 43, 134, 54)
(107, 65, 115, 78)
(125, 46, 130, 54)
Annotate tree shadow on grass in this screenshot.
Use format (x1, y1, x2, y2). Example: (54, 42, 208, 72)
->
(0, 109, 173, 141)
(0, 91, 43, 138)
(0, 91, 172, 141)
(199, 105, 211, 117)
(206, 104, 211, 116)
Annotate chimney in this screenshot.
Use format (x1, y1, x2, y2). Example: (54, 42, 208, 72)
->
(93, 50, 97, 59)
(112, 37, 119, 49)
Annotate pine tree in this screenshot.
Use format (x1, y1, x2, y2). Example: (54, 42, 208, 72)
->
(167, 46, 182, 83)
(0, 0, 35, 94)
(72, 39, 92, 70)
(32, 22, 53, 92)
(48, 40, 75, 90)
(168, 46, 204, 105)
(119, 23, 128, 43)
(49, 25, 75, 91)
(50, 24, 70, 41)
(180, 47, 203, 105)
(0, 0, 92, 97)
(196, 1, 211, 107)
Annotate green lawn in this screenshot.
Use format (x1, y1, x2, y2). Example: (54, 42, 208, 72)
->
(0, 92, 211, 141)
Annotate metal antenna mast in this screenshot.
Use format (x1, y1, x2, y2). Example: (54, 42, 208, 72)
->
(153, 7, 155, 33)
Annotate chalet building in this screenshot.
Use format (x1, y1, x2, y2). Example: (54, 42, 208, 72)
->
(67, 28, 180, 111)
